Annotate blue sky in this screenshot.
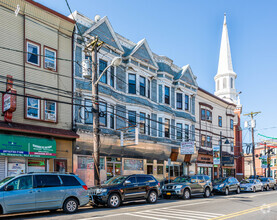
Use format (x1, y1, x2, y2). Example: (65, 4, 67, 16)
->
(35, 0, 277, 145)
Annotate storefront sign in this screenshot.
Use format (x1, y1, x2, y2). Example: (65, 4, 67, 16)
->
(180, 141, 194, 155)
(124, 159, 143, 171)
(213, 145, 220, 165)
(0, 134, 56, 158)
(222, 156, 234, 166)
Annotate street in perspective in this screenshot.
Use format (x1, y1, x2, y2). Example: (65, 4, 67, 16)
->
(0, 0, 277, 219)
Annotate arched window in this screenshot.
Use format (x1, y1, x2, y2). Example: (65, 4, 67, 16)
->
(223, 78, 227, 89)
(230, 78, 233, 89)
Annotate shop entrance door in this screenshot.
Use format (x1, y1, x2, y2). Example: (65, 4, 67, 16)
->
(107, 162, 121, 180)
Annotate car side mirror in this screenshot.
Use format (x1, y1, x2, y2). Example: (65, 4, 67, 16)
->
(5, 185, 14, 191)
(124, 180, 131, 185)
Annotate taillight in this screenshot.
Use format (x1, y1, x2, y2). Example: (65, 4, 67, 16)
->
(158, 182, 160, 187)
(82, 185, 88, 190)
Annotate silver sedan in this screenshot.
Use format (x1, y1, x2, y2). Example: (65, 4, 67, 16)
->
(240, 179, 264, 192)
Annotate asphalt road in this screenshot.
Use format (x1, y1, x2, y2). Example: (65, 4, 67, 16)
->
(2, 190, 277, 220)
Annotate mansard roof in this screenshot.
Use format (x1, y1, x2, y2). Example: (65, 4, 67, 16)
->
(82, 16, 123, 51)
(175, 65, 198, 87)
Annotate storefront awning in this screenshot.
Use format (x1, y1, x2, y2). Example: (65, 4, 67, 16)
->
(0, 134, 56, 158)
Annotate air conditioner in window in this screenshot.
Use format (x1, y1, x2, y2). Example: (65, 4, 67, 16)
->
(45, 61, 55, 70)
(45, 113, 56, 121)
(82, 59, 91, 79)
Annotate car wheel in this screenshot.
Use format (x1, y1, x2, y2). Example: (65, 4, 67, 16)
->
(107, 193, 121, 208)
(182, 188, 191, 200)
(63, 198, 78, 214)
(204, 187, 211, 198)
(236, 187, 240, 194)
(147, 191, 158, 204)
(266, 185, 270, 191)
(261, 186, 264, 192)
(225, 188, 229, 196)
(253, 187, 256, 193)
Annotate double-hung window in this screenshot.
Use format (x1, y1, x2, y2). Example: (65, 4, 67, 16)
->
(147, 79, 151, 98)
(99, 60, 107, 84)
(185, 124, 189, 141)
(201, 135, 206, 147)
(176, 93, 183, 110)
(201, 109, 206, 120)
(45, 100, 56, 122)
(176, 123, 183, 140)
(128, 111, 136, 132)
(27, 41, 40, 66)
(26, 97, 40, 119)
(147, 114, 151, 135)
(165, 118, 170, 138)
(99, 102, 107, 127)
(206, 110, 212, 121)
(140, 112, 146, 134)
(218, 116, 222, 127)
(140, 76, 146, 96)
(185, 95, 189, 110)
(110, 66, 114, 87)
(110, 106, 115, 129)
(128, 74, 136, 94)
(230, 119, 234, 130)
(207, 136, 212, 147)
(84, 99, 93, 124)
(44, 47, 57, 71)
(165, 86, 170, 104)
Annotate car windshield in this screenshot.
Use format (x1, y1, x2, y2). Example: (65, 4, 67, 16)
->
(213, 178, 227, 184)
(0, 177, 14, 188)
(241, 179, 254, 184)
(104, 176, 128, 185)
(259, 178, 267, 182)
(173, 176, 191, 183)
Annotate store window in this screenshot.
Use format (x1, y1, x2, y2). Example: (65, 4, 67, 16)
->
(28, 159, 46, 173)
(44, 100, 56, 122)
(54, 159, 67, 173)
(124, 159, 143, 171)
(26, 97, 40, 119)
(8, 157, 26, 176)
(157, 166, 164, 175)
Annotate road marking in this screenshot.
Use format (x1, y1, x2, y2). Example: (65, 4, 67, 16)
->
(134, 211, 205, 220)
(165, 209, 222, 216)
(209, 202, 277, 220)
(145, 209, 222, 218)
(125, 213, 167, 220)
(79, 213, 127, 220)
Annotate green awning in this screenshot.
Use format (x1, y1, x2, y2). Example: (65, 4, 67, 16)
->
(0, 134, 56, 158)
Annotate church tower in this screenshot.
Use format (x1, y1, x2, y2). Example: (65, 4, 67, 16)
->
(214, 14, 239, 104)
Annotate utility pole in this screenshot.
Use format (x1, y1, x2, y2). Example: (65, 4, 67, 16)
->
(220, 131, 223, 178)
(264, 141, 267, 177)
(244, 111, 261, 179)
(85, 37, 104, 186)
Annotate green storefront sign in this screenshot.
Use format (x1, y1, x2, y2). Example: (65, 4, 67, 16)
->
(0, 134, 56, 158)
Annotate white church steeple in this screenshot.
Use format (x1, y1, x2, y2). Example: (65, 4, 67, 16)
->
(214, 14, 238, 104)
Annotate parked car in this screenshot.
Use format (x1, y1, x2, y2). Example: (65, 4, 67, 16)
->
(161, 175, 213, 200)
(90, 174, 160, 208)
(258, 177, 276, 190)
(0, 173, 90, 215)
(212, 177, 240, 195)
(240, 179, 263, 192)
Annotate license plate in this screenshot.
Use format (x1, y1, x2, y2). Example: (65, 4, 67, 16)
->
(166, 192, 171, 195)
(241, 188, 245, 190)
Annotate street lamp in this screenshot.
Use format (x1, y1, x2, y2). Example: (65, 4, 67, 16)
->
(219, 131, 230, 178)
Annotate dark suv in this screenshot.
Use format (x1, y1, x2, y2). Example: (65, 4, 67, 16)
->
(213, 177, 240, 195)
(259, 177, 276, 190)
(90, 174, 160, 208)
(161, 175, 213, 200)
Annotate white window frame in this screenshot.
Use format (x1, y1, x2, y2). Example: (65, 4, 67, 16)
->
(26, 41, 40, 66)
(44, 100, 57, 122)
(44, 47, 57, 71)
(26, 97, 40, 119)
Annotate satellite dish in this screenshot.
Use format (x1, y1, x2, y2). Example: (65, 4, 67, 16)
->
(95, 15, 101, 22)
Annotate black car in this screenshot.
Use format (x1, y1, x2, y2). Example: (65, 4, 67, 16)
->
(90, 174, 160, 208)
(213, 177, 240, 195)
